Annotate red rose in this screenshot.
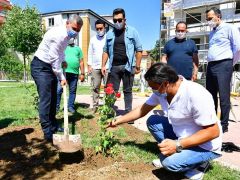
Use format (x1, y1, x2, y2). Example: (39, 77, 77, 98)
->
(107, 83, 113, 87)
(115, 92, 121, 98)
(105, 86, 114, 95)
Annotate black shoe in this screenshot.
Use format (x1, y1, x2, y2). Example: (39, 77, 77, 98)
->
(68, 108, 76, 113)
(56, 127, 64, 132)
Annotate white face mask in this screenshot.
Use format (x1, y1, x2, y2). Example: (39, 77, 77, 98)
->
(97, 30, 105, 37)
(176, 32, 186, 39)
(207, 19, 217, 28)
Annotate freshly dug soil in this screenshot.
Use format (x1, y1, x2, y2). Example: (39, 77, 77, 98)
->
(0, 119, 185, 180)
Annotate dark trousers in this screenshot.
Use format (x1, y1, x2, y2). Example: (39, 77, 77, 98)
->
(206, 59, 233, 128)
(31, 57, 58, 140)
(56, 72, 78, 110)
(108, 65, 134, 112)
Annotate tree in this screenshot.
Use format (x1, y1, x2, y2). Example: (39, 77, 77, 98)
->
(149, 40, 160, 62)
(149, 39, 166, 62)
(0, 29, 8, 59)
(3, 5, 42, 82)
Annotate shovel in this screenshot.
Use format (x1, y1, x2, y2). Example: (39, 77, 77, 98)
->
(53, 85, 82, 153)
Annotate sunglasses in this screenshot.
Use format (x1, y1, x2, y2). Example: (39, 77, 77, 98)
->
(113, 18, 123, 23)
(176, 30, 186, 33)
(96, 27, 103, 31)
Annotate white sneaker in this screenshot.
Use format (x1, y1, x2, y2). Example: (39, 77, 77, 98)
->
(152, 159, 163, 168)
(184, 162, 210, 180)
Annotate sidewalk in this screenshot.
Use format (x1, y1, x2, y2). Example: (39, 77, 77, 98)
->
(75, 94, 240, 170)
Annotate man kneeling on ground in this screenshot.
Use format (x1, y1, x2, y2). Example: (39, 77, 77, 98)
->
(108, 62, 222, 180)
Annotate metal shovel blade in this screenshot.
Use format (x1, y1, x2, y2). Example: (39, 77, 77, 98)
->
(53, 85, 82, 153)
(53, 134, 82, 153)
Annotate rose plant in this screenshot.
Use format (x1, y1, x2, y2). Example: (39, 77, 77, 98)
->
(95, 83, 121, 156)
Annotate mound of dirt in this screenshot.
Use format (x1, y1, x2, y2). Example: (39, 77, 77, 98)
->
(0, 121, 184, 179)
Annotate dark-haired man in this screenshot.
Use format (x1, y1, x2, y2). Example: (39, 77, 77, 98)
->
(205, 7, 240, 133)
(101, 8, 143, 118)
(108, 62, 222, 180)
(88, 20, 108, 112)
(162, 21, 199, 81)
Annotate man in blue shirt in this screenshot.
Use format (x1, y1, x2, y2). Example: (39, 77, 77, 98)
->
(101, 8, 142, 120)
(206, 7, 240, 133)
(162, 21, 199, 81)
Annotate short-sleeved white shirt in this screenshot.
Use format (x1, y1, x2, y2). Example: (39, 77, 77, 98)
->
(146, 77, 222, 154)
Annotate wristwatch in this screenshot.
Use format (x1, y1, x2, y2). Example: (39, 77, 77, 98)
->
(176, 139, 183, 153)
(81, 73, 85, 75)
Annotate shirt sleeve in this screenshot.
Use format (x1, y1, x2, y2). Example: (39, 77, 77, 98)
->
(145, 94, 159, 106)
(78, 47, 83, 60)
(163, 42, 168, 55)
(49, 37, 65, 80)
(87, 39, 93, 66)
(133, 29, 143, 52)
(229, 25, 240, 65)
(103, 34, 109, 54)
(191, 40, 198, 53)
(190, 87, 217, 126)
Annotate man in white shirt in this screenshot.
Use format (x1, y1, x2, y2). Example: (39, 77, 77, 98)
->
(108, 63, 222, 180)
(31, 14, 83, 143)
(88, 20, 108, 112)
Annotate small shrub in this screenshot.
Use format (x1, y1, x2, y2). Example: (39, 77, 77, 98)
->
(95, 83, 121, 156)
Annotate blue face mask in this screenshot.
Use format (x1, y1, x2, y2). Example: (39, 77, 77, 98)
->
(114, 22, 124, 30)
(152, 83, 167, 98)
(152, 89, 167, 98)
(67, 28, 78, 38)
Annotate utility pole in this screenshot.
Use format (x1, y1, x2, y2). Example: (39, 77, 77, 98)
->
(159, 0, 162, 61)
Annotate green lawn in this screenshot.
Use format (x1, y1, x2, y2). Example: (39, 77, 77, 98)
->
(0, 82, 91, 127)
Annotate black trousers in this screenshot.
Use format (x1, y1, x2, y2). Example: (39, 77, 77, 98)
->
(31, 57, 58, 140)
(206, 59, 233, 129)
(108, 65, 134, 112)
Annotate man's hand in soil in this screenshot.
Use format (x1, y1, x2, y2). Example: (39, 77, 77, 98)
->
(106, 119, 117, 128)
(158, 139, 177, 156)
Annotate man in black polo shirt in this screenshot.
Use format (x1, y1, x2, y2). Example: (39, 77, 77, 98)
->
(102, 8, 142, 120)
(162, 21, 199, 81)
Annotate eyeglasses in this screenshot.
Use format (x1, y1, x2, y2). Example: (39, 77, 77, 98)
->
(113, 18, 123, 23)
(96, 27, 103, 31)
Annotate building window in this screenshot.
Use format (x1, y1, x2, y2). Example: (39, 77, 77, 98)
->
(48, 18, 54, 27)
(236, 1, 240, 14)
(186, 13, 201, 25)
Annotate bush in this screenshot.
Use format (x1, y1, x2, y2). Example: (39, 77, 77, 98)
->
(0, 53, 24, 80)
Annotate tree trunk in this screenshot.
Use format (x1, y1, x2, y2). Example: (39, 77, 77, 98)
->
(23, 54, 26, 83)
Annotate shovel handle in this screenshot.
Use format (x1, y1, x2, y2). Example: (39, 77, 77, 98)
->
(63, 85, 69, 135)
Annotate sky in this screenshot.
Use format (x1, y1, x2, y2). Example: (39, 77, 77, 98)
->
(11, 0, 160, 50)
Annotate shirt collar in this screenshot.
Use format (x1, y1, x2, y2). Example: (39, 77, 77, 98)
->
(214, 22, 224, 31)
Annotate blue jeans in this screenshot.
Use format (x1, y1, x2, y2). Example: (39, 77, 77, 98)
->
(56, 72, 78, 110)
(206, 59, 233, 129)
(31, 57, 58, 140)
(108, 65, 134, 112)
(147, 115, 221, 172)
